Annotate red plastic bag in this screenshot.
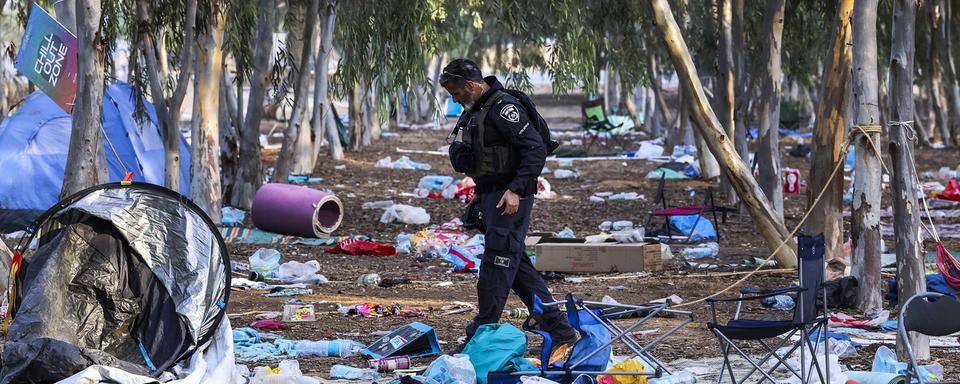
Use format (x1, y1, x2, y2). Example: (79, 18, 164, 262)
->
(326, 239, 397, 256)
(939, 178, 960, 201)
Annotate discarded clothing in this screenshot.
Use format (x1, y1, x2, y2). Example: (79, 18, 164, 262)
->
(326, 239, 397, 256)
(250, 320, 287, 331)
(221, 207, 246, 226)
(886, 274, 958, 307)
(340, 303, 423, 318)
(375, 156, 432, 170)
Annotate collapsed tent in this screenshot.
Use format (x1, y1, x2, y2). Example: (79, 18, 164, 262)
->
(0, 82, 190, 233)
(0, 183, 230, 382)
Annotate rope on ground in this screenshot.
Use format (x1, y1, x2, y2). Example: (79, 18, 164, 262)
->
(673, 136, 851, 308)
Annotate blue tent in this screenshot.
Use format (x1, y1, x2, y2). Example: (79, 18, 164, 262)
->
(0, 82, 190, 232)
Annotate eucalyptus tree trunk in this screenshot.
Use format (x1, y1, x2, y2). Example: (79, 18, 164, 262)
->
(645, 51, 670, 138)
(807, 0, 854, 280)
(851, 0, 883, 314)
(930, 2, 953, 146)
(888, 0, 929, 361)
(136, 0, 196, 193)
(756, 0, 786, 219)
(231, 0, 274, 210)
(220, 70, 240, 200)
(732, 0, 748, 162)
(274, 0, 319, 182)
(312, 0, 342, 162)
(936, 0, 960, 146)
(719, 0, 737, 203)
(622, 86, 641, 128)
(190, 12, 226, 222)
(648, 0, 797, 267)
(430, 54, 445, 118)
(349, 83, 363, 151)
(61, 0, 107, 198)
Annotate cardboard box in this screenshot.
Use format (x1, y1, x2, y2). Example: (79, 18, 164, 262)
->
(533, 242, 664, 273)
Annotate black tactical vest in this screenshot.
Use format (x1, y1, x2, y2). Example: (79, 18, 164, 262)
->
(458, 90, 515, 179)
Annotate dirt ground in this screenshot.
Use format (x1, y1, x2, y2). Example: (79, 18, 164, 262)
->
(224, 116, 960, 380)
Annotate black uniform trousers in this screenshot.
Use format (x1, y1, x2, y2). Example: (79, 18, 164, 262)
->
(465, 190, 576, 342)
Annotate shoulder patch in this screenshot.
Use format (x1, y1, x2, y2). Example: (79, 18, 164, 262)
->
(500, 104, 520, 123)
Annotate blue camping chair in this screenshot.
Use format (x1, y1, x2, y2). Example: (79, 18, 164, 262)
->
(489, 293, 694, 383)
(707, 234, 829, 384)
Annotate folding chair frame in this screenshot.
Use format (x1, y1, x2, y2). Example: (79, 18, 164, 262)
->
(898, 292, 960, 384)
(644, 173, 730, 244)
(511, 296, 694, 379)
(706, 242, 830, 384)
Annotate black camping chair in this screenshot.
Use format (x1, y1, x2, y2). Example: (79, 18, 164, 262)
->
(707, 234, 829, 384)
(898, 292, 960, 384)
(581, 98, 627, 154)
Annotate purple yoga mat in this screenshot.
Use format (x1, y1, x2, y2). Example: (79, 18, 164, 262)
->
(251, 183, 343, 237)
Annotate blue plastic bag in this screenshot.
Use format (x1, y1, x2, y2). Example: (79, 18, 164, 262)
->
(669, 214, 718, 242)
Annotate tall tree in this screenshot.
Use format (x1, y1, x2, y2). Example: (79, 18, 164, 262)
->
(806, 0, 854, 279)
(648, 0, 797, 267)
(936, 0, 960, 146)
(719, 0, 737, 204)
(732, 0, 749, 162)
(231, 0, 275, 209)
(54, 0, 77, 34)
(851, 0, 883, 314)
(190, 10, 227, 222)
(136, 0, 196, 194)
(756, 0, 786, 219)
(888, 0, 928, 361)
(312, 0, 341, 162)
(274, 0, 320, 182)
(929, 1, 953, 146)
(61, 0, 108, 198)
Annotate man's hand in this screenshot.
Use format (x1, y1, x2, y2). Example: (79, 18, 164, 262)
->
(496, 190, 520, 215)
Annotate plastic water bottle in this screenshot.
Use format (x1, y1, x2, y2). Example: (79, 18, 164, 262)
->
(505, 307, 530, 319)
(329, 365, 380, 380)
(679, 242, 720, 259)
(648, 370, 697, 384)
(249, 248, 281, 278)
(296, 339, 363, 358)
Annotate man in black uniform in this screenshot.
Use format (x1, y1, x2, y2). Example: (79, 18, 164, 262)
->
(439, 59, 578, 348)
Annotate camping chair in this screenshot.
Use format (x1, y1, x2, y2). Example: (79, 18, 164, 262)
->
(644, 173, 733, 244)
(489, 293, 694, 383)
(898, 292, 960, 384)
(582, 98, 627, 153)
(707, 234, 829, 384)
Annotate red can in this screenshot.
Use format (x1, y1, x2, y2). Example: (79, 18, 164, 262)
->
(368, 355, 411, 372)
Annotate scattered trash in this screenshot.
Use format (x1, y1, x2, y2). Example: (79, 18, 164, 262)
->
(761, 294, 796, 311)
(504, 307, 531, 319)
(250, 248, 282, 279)
(678, 242, 720, 259)
(600, 358, 649, 383)
(553, 169, 578, 179)
(652, 294, 684, 305)
(361, 321, 442, 358)
(338, 303, 423, 318)
(251, 360, 319, 384)
(608, 192, 643, 201)
(441, 302, 476, 316)
(375, 156, 432, 170)
(380, 204, 431, 225)
(369, 355, 412, 372)
(419, 354, 477, 384)
(357, 273, 383, 287)
(599, 220, 634, 231)
(608, 285, 627, 291)
(611, 228, 645, 243)
(783, 167, 802, 194)
(589, 195, 605, 203)
(278, 260, 328, 284)
(872, 345, 942, 381)
(282, 304, 316, 322)
(221, 206, 246, 226)
(296, 339, 364, 358)
(434, 281, 455, 287)
(251, 183, 344, 237)
(362, 200, 395, 209)
(335, 164, 346, 170)
(326, 239, 397, 256)
(557, 227, 576, 238)
(287, 175, 323, 183)
(329, 364, 380, 380)
(535, 177, 559, 200)
(939, 166, 957, 180)
(262, 288, 313, 297)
